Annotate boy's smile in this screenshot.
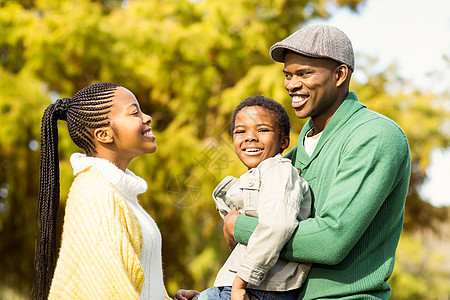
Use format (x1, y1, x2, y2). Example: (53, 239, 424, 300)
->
(241, 147, 264, 155)
(233, 106, 289, 169)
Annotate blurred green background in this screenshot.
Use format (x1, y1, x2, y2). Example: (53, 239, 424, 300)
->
(0, 0, 449, 299)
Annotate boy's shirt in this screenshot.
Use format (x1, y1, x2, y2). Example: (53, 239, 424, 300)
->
(212, 154, 312, 291)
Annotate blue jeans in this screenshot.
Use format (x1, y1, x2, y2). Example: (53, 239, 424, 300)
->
(195, 286, 231, 300)
(195, 286, 300, 300)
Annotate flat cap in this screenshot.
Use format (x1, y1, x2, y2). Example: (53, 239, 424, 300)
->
(270, 24, 355, 71)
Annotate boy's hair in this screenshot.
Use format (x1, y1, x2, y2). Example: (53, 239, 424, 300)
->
(33, 82, 119, 300)
(231, 95, 290, 137)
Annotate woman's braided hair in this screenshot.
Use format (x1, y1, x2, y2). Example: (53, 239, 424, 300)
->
(33, 82, 119, 300)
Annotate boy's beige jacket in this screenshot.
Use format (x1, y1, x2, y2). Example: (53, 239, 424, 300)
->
(213, 154, 312, 291)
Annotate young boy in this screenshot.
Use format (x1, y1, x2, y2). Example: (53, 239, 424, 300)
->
(177, 95, 311, 300)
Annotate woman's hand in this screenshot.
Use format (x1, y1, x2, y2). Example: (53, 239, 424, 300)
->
(174, 289, 200, 300)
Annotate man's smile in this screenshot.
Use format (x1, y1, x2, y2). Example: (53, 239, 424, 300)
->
(290, 94, 310, 108)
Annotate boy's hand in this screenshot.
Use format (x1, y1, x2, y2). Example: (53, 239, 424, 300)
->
(174, 289, 200, 300)
(231, 276, 249, 300)
(224, 207, 240, 250)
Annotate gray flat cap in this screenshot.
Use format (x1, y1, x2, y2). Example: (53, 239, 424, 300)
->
(270, 24, 355, 71)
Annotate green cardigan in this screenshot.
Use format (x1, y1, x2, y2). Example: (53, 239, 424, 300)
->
(234, 92, 411, 299)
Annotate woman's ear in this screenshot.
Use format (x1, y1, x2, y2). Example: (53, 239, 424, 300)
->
(281, 135, 290, 151)
(93, 127, 114, 144)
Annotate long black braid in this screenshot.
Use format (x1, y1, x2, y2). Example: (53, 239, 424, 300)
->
(33, 82, 119, 300)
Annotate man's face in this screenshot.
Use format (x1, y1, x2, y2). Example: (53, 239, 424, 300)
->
(283, 52, 342, 130)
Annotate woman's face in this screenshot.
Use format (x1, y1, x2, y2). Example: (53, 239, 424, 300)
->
(107, 87, 156, 166)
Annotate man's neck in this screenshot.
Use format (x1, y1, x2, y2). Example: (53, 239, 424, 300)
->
(310, 91, 348, 134)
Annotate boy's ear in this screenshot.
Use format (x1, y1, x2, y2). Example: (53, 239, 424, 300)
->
(280, 135, 290, 151)
(93, 127, 114, 144)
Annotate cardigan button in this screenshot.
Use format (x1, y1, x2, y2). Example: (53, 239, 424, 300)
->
(248, 181, 254, 187)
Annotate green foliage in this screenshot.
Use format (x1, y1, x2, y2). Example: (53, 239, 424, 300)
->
(0, 68, 49, 296)
(388, 212, 450, 300)
(0, 0, 448, 298)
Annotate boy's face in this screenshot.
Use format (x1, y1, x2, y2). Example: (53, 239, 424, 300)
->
(233, 106, 289, 169)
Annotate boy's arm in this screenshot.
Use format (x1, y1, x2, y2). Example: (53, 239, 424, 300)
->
(225, 146, 302, 259)
(235, 161, 303, 286)
(231, 214, 299, 262)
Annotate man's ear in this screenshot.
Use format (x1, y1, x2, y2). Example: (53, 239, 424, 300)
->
(280, 135, 290, 151)
(335, 64, 349, 87)
(93, 127, 114, 144)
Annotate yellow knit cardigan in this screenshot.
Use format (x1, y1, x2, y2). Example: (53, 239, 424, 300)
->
(49, 167, 171, 299)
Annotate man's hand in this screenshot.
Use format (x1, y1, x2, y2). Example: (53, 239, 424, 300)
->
(174, 289, 200, 300)
(231, 276, 249, 300)
(223, 207, 241, 251)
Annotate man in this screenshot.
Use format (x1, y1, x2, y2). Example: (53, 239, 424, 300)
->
(224, 24, 411, 299)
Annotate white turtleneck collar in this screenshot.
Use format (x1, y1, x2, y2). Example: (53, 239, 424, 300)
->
(70, 153, 147, 201)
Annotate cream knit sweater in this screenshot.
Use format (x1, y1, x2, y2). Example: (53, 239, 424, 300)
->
(49, 154, 171, 299)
